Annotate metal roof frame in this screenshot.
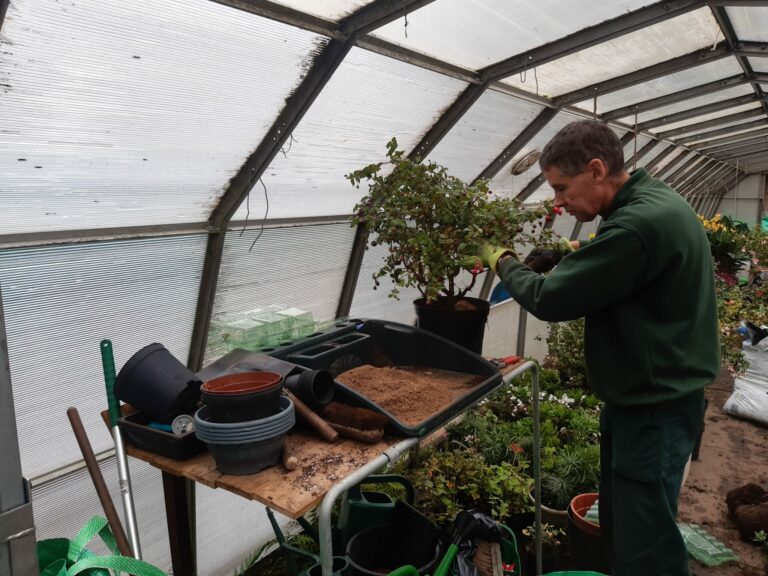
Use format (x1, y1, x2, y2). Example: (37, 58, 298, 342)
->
(635, 94, 761, 131)
(673, 117, 768, 144)
(693, 126, 768, 150)
(656, 108, 765, 138)
(699, 132, 768, 154)
(601, 74, 748, 121)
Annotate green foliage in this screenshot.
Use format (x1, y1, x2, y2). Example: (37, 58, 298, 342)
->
(754, 530, 768, 568)
(348, 138, 552, 304)
(541, 444, 601, 509)
(542, 319, 589, 391)
(698, 213, 750, 277)
(522, 522, 566, 551)
(238, 532, 317, 576)
(404, 447, 533, 526)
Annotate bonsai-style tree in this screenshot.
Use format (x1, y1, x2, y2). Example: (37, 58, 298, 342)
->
(348, 138, 552, 308)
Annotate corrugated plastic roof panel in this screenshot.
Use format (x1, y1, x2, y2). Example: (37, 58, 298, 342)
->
(488, 112, 575, 198)
(656, 101, 764, 133)
(650, 146, 688, 175)
(749, 59, 768, 74)
(502, 8, 722, 97)
(0, 0, 321, 234)
(615, 85, 755, 125)
(686, 123, 768, 146)
(232, 46, 467, 221)
(637, 140, 671, 168)
(370, 0, 656, 71)
(426, 90, 545, 183)
(572, 58, 745, 115)
(268, 0, 373, 21)
(726, 6, 768, 42)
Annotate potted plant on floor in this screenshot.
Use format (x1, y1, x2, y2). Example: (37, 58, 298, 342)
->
(348, 138, 552, 353)
(521, 522, 566, 575)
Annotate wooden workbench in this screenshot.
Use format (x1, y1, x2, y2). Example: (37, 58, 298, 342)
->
(123, 430, 400, 519)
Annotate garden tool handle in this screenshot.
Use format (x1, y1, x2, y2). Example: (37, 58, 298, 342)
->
(67, 406, 133, 558)
(101, 339, 120, 427)
(284, 389, 339, 443)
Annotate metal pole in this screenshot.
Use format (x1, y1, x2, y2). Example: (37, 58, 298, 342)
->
(318, 437, 419, 575)
(0, 286, 39, 576)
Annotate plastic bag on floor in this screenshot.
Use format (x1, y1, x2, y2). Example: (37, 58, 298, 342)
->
(723, 346, 768, 426)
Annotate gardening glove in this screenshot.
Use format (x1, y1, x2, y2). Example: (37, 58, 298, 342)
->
(523, 237, 575, 273)
(479, 244, 517, 274)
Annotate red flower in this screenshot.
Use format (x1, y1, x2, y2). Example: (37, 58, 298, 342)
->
(552, 206, 563, 215)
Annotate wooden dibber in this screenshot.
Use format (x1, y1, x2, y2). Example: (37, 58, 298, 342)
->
(283, 389, 339, 443)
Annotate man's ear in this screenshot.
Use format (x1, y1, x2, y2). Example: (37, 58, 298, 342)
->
(586, 158, 608, 181)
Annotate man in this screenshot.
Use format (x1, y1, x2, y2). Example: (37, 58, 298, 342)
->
(482, 120, 719, 575)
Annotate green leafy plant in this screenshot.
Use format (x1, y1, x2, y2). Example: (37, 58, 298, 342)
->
(699, 213, 750, 279)
(541, 444, 601, 510)
(754, 530, 768, 569)
(348, 138, 552, 306)
(522, 522, 566, 553)
(541, 319, 589, 391)
(404, 447, 532, 526)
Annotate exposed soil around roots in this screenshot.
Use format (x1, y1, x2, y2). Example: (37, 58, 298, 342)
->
(679, 370, 768, 575)
(335, 364, 485, 426)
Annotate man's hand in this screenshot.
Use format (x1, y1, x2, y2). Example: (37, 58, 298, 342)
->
(480, 244, 517, 273)
(523, 237, 575, 273)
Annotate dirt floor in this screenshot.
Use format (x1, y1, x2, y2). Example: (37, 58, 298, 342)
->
(679, 371, 768, 575)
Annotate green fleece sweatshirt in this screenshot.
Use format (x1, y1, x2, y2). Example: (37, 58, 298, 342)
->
(498, 168, 720, 406)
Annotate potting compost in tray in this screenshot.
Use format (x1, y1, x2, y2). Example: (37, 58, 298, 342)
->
(334, 364, 485, 426)
(270, 318, 503, 436)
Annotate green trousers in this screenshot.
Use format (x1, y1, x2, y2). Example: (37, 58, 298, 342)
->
(599, 390, 705, 576)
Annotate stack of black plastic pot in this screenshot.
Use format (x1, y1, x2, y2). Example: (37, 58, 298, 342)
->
(194, 371, 295, 475)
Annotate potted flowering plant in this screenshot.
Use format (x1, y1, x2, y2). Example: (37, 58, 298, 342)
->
(698, 213, 750, 282)
(348, 138, 552, 352)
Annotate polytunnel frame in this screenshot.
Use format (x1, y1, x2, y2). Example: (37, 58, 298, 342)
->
(1, 3, 767, 571)
(0, 0, 761, 371)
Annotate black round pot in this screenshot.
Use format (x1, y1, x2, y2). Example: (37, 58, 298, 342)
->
(114, 343, 201, 423)
(201, 372, 283, 423)
(346, 524, 440, 576)
(284, 369, 335, 407)
(413, 296, 490, 355)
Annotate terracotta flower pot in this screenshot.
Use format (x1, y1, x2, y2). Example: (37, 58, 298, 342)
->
(201, 371, 283, 422)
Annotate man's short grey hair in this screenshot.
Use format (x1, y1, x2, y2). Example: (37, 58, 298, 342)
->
(539, 120, 624, 176)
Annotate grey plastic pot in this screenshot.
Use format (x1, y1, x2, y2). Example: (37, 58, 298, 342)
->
(194, 397, 294, 443)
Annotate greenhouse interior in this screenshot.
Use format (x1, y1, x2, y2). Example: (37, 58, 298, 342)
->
(3, 0, 768, 575)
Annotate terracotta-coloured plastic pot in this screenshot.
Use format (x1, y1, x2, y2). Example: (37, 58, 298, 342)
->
(569, 492, 601, 536)
(201, 371, 283, 422)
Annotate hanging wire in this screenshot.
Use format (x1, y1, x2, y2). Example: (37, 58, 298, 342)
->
(633, 108, 639, 172)
(519, 61, 527, 84)
(248, 177, 270, 252)
(280, 134, 297, 158)
(593, 91, 598, 120)
(403, 0, 409, 38)
(533, 66, 539, 97)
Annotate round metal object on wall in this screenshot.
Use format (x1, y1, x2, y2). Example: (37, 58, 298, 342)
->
(510, 149, 541, 175)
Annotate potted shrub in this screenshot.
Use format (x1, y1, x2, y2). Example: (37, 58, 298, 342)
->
(348, 138, 551, 353)
(521, 522, 566, 575)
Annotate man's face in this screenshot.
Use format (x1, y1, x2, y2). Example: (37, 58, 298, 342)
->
(544, 161, 606, 222)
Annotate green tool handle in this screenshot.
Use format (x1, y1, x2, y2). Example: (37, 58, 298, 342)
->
(431, 542, 459, 576)
(101, 340, 120, 427)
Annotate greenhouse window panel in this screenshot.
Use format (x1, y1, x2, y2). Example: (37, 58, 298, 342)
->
(426, 90, 545, 183)
(749, 58, 768, 74)
(614, 85, 755, 125)
(267, 0, 376, 22)
(0, 0, 321, 234)
(571, 58, 744, 115)
(206, 224, 354, 363)
(370, 0, 657, 72)
(726, 6, 768, 42)
(488, 112, 623, 198)
(231, 47, 466, 221)
(0, 235, 206, 479)
(656, 102, 766, 135)
(502, 8, 721, 97)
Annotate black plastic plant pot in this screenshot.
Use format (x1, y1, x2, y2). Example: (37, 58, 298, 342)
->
(201, 371, 283, 423)
(206, 433, 286, 475)
(413, 297, 490, 355)
(346, 501, 441, 576)
(114, 343, 202, 424)
(284, 369, 335, 407)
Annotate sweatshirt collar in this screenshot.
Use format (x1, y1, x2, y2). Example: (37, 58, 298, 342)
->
(604, 168, 650, 217)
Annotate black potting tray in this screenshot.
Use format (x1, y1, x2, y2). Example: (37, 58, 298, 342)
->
(263, 318, 503, 437)
(118, 410, 206, 461)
